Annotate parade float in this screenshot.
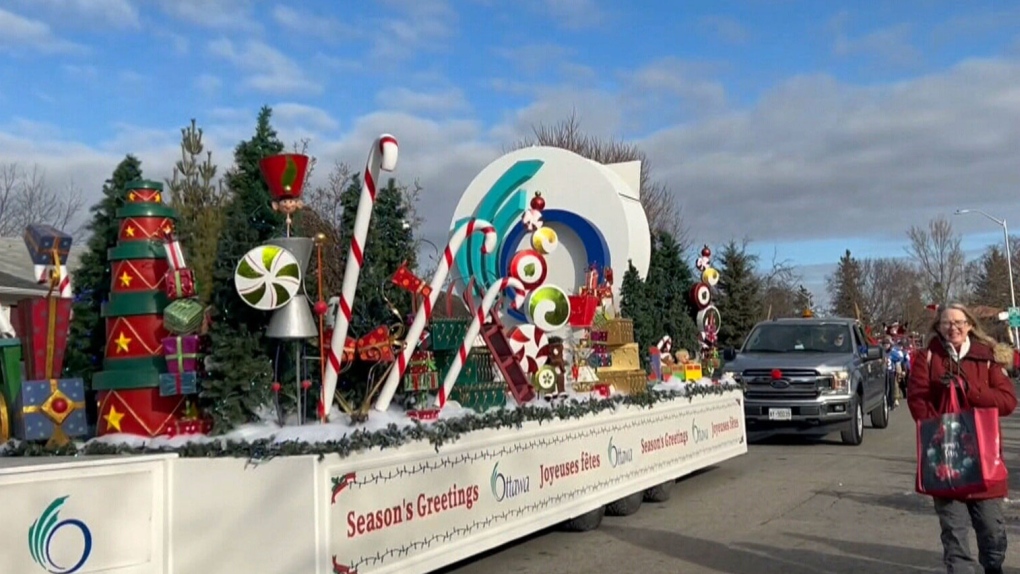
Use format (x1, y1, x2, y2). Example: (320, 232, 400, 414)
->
(0, 136, 746, 574)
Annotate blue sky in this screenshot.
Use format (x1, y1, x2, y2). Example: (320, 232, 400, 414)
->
(2, 0, 1020, 305)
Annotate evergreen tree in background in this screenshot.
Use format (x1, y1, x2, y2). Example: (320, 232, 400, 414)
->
(793, 285, 814, 314)
(643, 232, 699, 357)
(65, 155, 143, 424)
(166, 119, 226, 304)
(827, 249, 867, 321)
(333, 175, 417, 402)
(203, 106, 285, 431)
(620, 260, 654, 365)
(714, 240, 762, 348)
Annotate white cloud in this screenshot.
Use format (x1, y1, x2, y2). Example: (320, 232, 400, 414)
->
(379, 87, 471, 114)
(271, 5, 354, 41)
(208, 39, 322, 95)
(370, 0, 457, 63)
(831, 16, 921, 68)
(532, 0, 605, 30)
(273, 103, 340, 134)
(155, 0, 258, 30)
(700, 15, 750, 44)
(13, 0, 138, 29)
(0, 8, 86, 54)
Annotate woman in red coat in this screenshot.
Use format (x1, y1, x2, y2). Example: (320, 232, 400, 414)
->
(908, 303, 1017, 574)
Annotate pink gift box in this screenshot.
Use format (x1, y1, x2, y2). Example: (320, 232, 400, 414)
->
(162, 335, 199, 375)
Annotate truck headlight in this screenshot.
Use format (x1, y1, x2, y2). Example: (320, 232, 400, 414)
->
(825, 371, 850, 394)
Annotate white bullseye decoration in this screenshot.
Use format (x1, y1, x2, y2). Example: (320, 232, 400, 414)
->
(234, 245, 302, 310)
(531, 227, 559, 255)
(691, 282, 712, 310)
(697, 305, 721, 332)
(509, 249, 548, 290)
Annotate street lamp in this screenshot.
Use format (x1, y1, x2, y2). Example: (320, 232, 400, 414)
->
(955, 208, 1018, 348)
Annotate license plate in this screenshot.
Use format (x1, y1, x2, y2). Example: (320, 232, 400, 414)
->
(768, 408, 792, 421)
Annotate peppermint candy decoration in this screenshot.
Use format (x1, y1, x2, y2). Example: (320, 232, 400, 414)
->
(234, 245, 302, 310)
(521, 208, 544, 231)
(508, 324, 550, 375)
(509, 249, 548, 290)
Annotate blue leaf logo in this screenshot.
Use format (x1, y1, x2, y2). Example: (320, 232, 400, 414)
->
(28, 496, 92, 573)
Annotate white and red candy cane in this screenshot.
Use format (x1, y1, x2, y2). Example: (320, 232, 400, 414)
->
(162, 230, 187, 270)
(374, 218, 498, 412)
(320, 134, 399, 421)
(435, 277, 525, 409)
(34, 264, 73, 299)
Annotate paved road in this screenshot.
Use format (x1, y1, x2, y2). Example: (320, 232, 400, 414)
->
(440, 406, 1020, 574)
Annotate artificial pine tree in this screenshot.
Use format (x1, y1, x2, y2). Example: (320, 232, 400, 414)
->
(620, 261, 654, 355)
(714, 240, 762, 348)
(203, 106, 285, 431)
(643, 232, 700, 356)
(166, 119, 225, 304)
(65, 155, 143, 424)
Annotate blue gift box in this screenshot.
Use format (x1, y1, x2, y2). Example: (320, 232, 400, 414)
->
(23, 224, 73, 266)
(14, 378, 88, 442)
(159, 371, 198, 397)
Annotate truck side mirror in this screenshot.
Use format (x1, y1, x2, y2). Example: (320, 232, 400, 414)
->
(865, 346, 882, 360)
(722, 347, 738, 361)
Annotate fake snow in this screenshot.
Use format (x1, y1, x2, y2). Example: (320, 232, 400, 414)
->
(15, 378, 728, 451)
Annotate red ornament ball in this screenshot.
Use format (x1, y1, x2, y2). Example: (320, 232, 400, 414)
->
(530, 192, 546, 211)
(701, 245, 712, 258)
(301, 379, 312, 390)
(271, 381, 282, 393)
(313, 300, 329, 316)
(51, 397, 68, 414)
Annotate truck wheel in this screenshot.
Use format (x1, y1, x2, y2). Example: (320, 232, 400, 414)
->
(562, 506, 605, 532)
(606, 491, 644, 516)
(644, 480, 673, 502)
(870, 385, 890, 429)
(841, 396, 864, 446)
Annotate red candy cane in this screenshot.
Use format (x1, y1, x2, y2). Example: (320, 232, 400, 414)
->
(435, 277, 525, 408)
(374, 218, 498, 412)
(320, 134, 399, 421)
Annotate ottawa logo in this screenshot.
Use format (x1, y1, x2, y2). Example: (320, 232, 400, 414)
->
(490, 462, 530, 502)
(607, 437, 633, 468)
(28, 496, 93, 574)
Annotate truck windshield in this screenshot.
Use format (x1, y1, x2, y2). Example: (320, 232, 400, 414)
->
(743, 323, 853, 353)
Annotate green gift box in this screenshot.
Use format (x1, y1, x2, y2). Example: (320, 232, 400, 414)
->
(163, 299, 204, 334)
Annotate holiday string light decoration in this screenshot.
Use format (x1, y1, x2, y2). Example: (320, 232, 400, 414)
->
(321, 134, 399, 422)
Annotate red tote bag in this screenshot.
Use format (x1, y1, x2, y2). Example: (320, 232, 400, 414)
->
(915, 376, 1008, 497)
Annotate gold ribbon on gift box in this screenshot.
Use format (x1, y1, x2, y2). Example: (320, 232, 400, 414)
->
(0, 393, 9, 442)
(22, 379, 85, 447)
(43, 246, 62, 378)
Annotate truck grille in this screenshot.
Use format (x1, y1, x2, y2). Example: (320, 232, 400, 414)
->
(742, 368, 823, 400)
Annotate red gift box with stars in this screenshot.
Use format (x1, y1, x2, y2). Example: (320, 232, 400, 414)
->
(12, 297, 72, 380)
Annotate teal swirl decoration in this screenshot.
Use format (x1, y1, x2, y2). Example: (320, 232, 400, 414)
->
(29, 496, 93, 574)
(527, 285, 571, 331)
(454, 160, 544, 298)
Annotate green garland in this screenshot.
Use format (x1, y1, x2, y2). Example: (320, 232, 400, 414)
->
(2, 384, 740, 459)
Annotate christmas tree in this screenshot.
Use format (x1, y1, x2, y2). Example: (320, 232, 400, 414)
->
(644, 232, 699, 354)
(66, 155, 144, 424)
(203, 106, 285, 431)
(166, 119, 225, 304)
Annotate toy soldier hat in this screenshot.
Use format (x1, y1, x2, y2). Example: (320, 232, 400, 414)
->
(260, 154, 309, 200)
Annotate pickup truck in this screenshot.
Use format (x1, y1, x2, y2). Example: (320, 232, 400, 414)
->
(720, 317, 890, 446)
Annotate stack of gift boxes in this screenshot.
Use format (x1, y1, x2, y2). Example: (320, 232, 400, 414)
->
(92, 180, 208, 437)
(403, 349, 440, 408)
(2, 224, 88, 445)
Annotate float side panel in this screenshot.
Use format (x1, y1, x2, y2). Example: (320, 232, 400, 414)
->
(169, 456, 320, 574)
(325, 391, 746, 574)
(0, 456, 171, 574)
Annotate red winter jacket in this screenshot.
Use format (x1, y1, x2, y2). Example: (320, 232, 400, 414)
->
(907, 336, 1018, 500)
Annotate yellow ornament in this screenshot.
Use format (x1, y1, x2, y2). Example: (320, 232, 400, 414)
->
(702, 267, 720, 286)
(531, 227, 559, 255)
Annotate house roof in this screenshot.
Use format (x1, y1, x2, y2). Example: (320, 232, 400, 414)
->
(0, 237, 86, 300)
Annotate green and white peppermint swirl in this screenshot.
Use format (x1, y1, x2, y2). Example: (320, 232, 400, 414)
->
(234, 245, 302, 311)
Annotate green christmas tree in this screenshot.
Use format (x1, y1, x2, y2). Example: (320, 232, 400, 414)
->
(203, 106, 285, 431)
(620, 260, 655, 365)
(644, 232, 700, 355)
(334, 175, 417, 406)
(66, 155, 144, 422)
(166, 118, 226, 304)
(714, 240, 762, 348)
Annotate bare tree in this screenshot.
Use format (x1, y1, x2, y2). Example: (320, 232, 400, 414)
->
(757, 247, 802, 318)
(905, 216, 966, 304)
(509, 110, 690, 253)
(0, 163, 86, 236)
(859, 258, 925, 327)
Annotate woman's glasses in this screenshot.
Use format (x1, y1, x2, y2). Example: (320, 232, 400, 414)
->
(939, 320, 969, 329)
